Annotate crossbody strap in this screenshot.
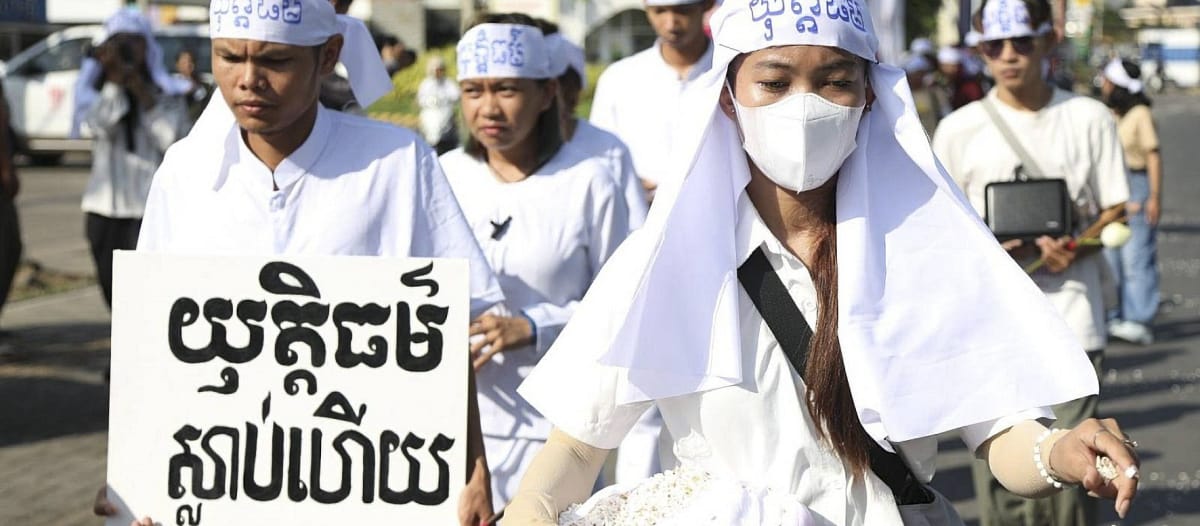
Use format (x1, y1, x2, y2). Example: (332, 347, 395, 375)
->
(982, 97, 1046, 180)
(737, 248, 933, 506)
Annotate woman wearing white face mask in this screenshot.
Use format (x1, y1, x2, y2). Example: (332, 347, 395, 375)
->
(503, 2, 1140, 525)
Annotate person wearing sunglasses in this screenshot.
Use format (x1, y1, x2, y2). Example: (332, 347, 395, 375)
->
(933, 1, 1130, 525)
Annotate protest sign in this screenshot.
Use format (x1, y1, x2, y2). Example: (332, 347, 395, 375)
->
(106, 253, 468, 525)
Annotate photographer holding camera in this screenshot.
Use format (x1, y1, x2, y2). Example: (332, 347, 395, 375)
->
(933, 1, 1129, 525)
(70, 8, 191, 308)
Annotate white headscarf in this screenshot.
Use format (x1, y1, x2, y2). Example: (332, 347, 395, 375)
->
(1103, 58, 1143, 94)
(455, 23, 552, 81)
(545, 33, 588, 90)
(70, 8, 193, 139)
(520, 0, 1097, 444)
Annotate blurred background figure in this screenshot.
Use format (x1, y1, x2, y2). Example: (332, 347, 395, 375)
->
(377, 34, 416, 77)
(1101, 58, 1163, 346)
(70, 8, 190, 308)
(171, 48, 210, 124)
(416, 56, 460, 155)
(936, 45, 985, 111)
(905, 37, 943, 135)
(543, 28, 648, 229)
(0, 83, 20, 355)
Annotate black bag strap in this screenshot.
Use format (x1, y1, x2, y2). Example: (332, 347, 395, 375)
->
(737, 248, 933, 506)
(982, 97, 1046, 181)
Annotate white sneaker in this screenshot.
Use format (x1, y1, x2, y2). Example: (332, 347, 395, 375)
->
(1109, 320, 1154, 345)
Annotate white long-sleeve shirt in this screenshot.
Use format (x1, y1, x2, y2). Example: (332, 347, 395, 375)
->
(570, 119, 648, 229)
(81, 82, 189, 218)
(589, 41, 713, 186)
(138, 105, 504, 318)
(440, 144, 631, 440)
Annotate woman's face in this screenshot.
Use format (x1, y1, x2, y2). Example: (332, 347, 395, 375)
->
(1100, 76, 1115, 98)
(721, 44, 869, 112)
(459, 77, 555, 153)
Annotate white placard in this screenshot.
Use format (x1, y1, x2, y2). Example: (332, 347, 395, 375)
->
(106, 252, 469, 525)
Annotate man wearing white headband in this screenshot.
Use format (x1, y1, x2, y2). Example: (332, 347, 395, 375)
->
(101, 1, 505, 525)
(504, 0, 1139, 524)
(72, 8, 192, 309)
(589, 0, 717, 199)
(544, 30, 648, 229)
(933, 1, 1129, 524)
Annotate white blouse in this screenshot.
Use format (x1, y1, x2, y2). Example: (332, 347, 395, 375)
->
(520, 192, 1051, 525)
(440, 144, 630, 440)
(137, 105, 504, 317)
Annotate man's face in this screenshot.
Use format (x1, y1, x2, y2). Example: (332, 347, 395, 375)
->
(978, 35, 1050, 91)
(211, 37, 341, 136)
(645, 1, 713, 50)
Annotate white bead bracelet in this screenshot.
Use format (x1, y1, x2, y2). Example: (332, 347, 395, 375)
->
(1033, 428, 1072, 489)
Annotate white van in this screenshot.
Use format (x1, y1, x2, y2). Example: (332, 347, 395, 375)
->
(1138, 27, 1200, 92)
(0, 24, 209, 164)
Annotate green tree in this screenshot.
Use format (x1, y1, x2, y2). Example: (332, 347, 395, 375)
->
(906, 1, 942, 42)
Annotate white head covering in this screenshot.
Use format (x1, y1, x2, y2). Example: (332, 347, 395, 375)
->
(70, 8, 193, 139)
(545, 33, 588, 90)
(909, 37, 934, 56)
(456, 23, 552, 81)
(937, 46, 962, 66)
(1103, 58, 1143, 94)
(978, 0, 1052, 41)
(645, 0, 707, 5)
(520, 0, 1097, 444)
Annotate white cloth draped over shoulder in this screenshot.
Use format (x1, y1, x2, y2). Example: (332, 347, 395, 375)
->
(520, 0, 1098, 447)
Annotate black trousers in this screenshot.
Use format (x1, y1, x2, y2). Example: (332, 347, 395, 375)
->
(0, 195, 21, 319)
(85, 213, 140, 308)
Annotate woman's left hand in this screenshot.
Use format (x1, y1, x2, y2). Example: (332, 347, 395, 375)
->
(1145, 196, 1161, 227)
(1049, 418, 1140, 518)
(470, 314, 534, 370)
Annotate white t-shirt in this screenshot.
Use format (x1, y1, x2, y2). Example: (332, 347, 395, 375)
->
(520, 192, 1051, 525)
(570, 118, 648, 229)
(589, 40, 713, 186)
(440, 144, 630, 441)
(137, 105, 504, 318)
(81, 83, 190, 218)
(933, 89, 1129, 350)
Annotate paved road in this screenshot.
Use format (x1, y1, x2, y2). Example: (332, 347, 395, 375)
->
(0, 95, 1197, 525)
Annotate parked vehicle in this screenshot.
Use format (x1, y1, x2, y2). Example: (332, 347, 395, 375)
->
(0, 24, 209, 164)
(1138, 27, 1199, 92)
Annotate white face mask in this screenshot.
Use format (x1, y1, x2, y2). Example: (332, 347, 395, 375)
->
(728, 87, 864, 193)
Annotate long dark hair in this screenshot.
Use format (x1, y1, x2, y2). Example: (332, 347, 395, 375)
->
(462, 13, 563, 169)
(1106, 59, 1153, 116)
(804, 196, 874, 476)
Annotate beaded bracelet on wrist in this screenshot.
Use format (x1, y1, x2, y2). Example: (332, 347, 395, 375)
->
(1033, 428, 1073, 489)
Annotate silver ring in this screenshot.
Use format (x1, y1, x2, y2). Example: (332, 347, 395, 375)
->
(1124, 438, 1139, 449)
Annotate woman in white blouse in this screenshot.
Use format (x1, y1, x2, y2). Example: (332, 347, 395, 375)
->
(504, 2, 1139, 525)
(438, 14, 630, 509)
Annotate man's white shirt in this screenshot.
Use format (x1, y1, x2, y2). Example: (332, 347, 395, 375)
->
(138, 105, 504, 317)
(589, 41, 714, 186)
(934, 89, 1130, 350)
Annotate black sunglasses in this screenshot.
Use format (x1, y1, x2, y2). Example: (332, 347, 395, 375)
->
(979, 36, 1036, 58)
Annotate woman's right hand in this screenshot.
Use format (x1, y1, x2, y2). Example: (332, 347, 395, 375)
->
(92, 485, 116, 516)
